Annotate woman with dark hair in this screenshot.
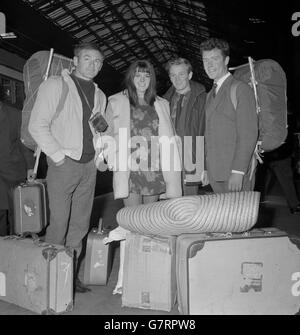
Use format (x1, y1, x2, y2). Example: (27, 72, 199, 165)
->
(125, 59, 157, 108)
(96, 59, 182, 294)
(99, 59, 182, 205)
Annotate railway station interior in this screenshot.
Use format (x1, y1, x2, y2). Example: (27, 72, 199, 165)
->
(0, 0, 300, 316)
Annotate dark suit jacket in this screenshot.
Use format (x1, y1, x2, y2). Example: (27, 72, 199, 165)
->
(205, 75, 258, 181)
(164, 80, 206, 181)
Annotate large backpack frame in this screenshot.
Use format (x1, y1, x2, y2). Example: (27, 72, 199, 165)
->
(21, 49, 73, 177)
(21, 50, 73, 153)
(230, 57, 288, 154)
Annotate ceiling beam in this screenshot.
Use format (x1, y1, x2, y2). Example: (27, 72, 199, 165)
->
(102, 0, 166, 76)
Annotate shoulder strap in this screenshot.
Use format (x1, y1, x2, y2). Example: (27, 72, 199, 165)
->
(230, 81, 239, 110)
(31, 77, 69, 179)
(51, 77, 69, 122)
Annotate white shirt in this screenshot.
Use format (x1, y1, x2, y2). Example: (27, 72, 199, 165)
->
(214, 72, 231, 94)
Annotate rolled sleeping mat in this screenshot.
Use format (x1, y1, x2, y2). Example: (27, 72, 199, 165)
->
(116, 191, 260, 236)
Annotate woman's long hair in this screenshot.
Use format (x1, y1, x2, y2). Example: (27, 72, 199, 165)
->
(124, 60, 156, 107)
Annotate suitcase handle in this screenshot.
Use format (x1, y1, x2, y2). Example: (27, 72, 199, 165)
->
(4, 232, 39, 241)
(19, 232, 40, 241)
(97, 218, 104, 234)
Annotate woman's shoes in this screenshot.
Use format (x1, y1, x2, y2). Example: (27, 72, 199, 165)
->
(113, 286, 123, 295)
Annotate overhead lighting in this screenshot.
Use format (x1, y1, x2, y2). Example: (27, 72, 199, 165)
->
(244, 40, 255, 44)
(0, 32, 17, 39)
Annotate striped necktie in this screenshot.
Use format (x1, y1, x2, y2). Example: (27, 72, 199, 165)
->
(212, 83, 218, 98)
(172, 94, 184, 126)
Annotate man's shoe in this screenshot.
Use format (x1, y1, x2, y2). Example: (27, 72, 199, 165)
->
(290, 204, 300, 215)
(75, 278, 91, 293)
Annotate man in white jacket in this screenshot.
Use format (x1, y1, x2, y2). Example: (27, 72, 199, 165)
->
(29, 42, 107, 293)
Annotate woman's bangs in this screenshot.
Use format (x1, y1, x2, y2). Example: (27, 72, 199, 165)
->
(136, 66, 150, 75)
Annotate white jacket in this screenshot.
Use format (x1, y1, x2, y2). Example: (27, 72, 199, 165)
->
(95, 91, 182, 199)
(29, 69, 107, 164)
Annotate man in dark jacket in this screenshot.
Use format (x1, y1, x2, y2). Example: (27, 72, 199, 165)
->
(0, 85, 34, 235)
(164, 58, 206, 195)
(255, 113, 300, 214)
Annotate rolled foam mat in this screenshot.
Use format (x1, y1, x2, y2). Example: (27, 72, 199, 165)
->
(116, 191, 260, 236)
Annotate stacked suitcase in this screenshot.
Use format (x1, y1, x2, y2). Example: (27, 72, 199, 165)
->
(12, 179, 48, 235)
(5, 175, 113, 313)
(0, 235, 73, 314)
(176, 228, 300, 315)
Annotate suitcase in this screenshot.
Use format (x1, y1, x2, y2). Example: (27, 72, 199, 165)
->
(122, 232, 177, 312)
(176, 228, 300, 315)
(83, 219, 112, 285)
(13, 179, 47, 234)
(0, 235, 73, 314)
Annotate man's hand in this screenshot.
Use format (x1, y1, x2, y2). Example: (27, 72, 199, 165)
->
(228, 173, 243, 192)
(55, 158, 65, 166)
(201, 170, 209, 186)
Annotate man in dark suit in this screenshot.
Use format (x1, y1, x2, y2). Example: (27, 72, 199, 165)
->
(200, 38, 258, 193)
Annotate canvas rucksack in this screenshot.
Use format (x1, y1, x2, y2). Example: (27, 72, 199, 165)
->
(21, 50, 73, 151)
(231, 58, 288, 153)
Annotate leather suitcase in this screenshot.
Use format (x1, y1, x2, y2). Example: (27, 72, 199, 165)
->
(83, 219, 112, 285)
(122, 232, 177, 312)
(0, 235, 73, 314)
(176, 228, 300, 315)
(13, 179, 47, 234)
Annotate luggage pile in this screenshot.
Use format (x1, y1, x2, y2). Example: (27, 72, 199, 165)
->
(0, 50, 76, 315)
(0, 211, 112, 314)
(114, 192, 300, 315)
(0, 174, 74, 314)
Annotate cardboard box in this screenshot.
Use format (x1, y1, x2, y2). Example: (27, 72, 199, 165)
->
(122, 232, 176, 311)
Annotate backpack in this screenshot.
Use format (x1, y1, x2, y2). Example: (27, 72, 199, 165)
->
(21, 51, 73, 151)
(231, 58, 288, 152)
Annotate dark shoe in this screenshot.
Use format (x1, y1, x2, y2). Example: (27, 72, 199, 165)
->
(75, 278, 91, 293)
(290, 204, 300, 215)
